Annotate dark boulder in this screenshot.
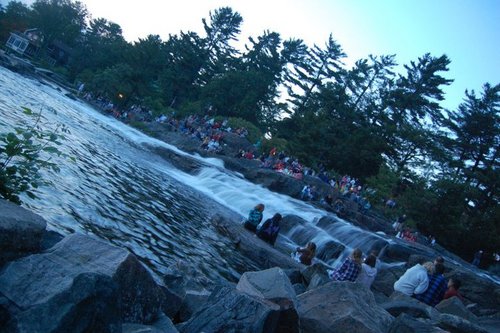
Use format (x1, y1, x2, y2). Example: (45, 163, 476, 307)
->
(388, 313, 447, 333)
(122, 313, 178, 333)
(382, 292, 440, 320)
(0, 199, 47, 267)
(297, 281, 393, 333)
(301, 262, 330, 286)
(39, 230, 64, 251)
(237, 267, 299, 333)
(5, 272, 121, 333)
(381, 241, 436, 263)
(371, 265, 406, 297)
(177, 290, 210, 323)
(315, 240, 345, 262)
(0, 233, 166, 324)
(306, 272, 330, 291)
(179, 286, 281, 333)
(280, 215, 307, 234)
(282, 268, 302, 285)
(437, 313, 489, 333)
(161, 260, 216, 319)
(293, 283, 306, 295)
(436, 297, 477, 322)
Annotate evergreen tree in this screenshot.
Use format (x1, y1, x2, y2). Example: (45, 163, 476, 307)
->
(30, 0, 88, 47)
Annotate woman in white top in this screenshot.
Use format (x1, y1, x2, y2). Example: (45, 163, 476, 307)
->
(394, 261, 433, 295)
(357, 254, 378, 288)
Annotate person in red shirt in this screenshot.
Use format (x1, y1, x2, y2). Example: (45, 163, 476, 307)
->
(443, 278, 464, 301)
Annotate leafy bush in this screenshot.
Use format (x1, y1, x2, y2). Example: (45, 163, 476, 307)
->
(260, 137, 289, 156)
(224, 117, 262, 144)
(0, 107, 68, 204)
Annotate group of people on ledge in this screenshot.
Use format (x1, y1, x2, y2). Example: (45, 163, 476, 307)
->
(242, 204, 465, 306)
(394, 257, 463, 306)
(243, 203, 282, 246)
(327, 248, 380, 289)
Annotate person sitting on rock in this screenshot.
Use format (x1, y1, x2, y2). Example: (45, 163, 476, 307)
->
(443, 277, 464, 301)
(393, 261, 432, 296)
(243, 204, 265, 232)
(256, 213, 282, 246)
(414, 262, 447, 307)
(293, 242, 317, 266)
(356, 254, 378, 289)
(327, 248, 363, 282)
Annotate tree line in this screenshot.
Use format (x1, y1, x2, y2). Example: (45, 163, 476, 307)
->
(1, 0, 498, 265)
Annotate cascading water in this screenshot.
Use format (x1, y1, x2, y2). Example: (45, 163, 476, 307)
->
(1, 66, 495, 285)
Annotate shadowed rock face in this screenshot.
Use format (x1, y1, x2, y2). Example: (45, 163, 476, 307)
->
(4, 272, 122, 333)
(297, 281, 394, 333)
(179, 285, 281, 333)
(0, 233, 166, 324)
(237, 267, 300, 333)
(0, 199, 47, 267)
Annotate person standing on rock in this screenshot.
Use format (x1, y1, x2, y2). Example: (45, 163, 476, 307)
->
(472, 250, 483, 267)
(327, 248, 363, 282)
(244, 204, 265, 232)
(257, 213, 282, 246)
(393, 261, 432, 296)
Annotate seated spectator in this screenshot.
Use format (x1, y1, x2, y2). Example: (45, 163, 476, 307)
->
(414, 262, 447, 307)
(357, 254, 378, 289)
(293, 242, 317, 266)
(394, 261, 433, 296)
(327, 248, 363, 282)
(243, 204, 265, 232)
(243, 151, 254, 159)
(443, 278, 464, 301)
(322, 193, 334, 206)
(257, 213, 282, 246)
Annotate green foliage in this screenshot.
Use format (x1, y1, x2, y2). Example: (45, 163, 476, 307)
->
(178, 101, 204, 118)
(260, 137, 289, 156)
(0, 107, 68, 204)
(225, 117, 262, 144)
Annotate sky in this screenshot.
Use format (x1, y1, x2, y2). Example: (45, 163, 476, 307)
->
(5, 0, 500, 110)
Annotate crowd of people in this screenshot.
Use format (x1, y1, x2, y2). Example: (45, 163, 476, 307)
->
(242, 203, 468, 309)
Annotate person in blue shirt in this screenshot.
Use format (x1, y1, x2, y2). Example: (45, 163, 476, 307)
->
(414, 262, 447, 307)
(243, 204, 265, 232)
(257, 213, 282, 246)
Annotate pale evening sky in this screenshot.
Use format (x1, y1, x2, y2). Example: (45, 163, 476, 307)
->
(5, 0, 500, 111)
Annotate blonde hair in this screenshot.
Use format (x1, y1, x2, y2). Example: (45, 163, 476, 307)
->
(423, 261, 434, 274)
(352, 248, 363, 265)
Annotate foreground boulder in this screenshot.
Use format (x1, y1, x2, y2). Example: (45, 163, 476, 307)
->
(388, 313, 446, 333)
(4, 272, 121, 333)
(179, 285, 281, 333)
(237, 267, 299, 333)
(297, 281, 393, 333)
(436, 296, 477, 322)
(0, 233, 166, 324)
(0, 199, 47, 267)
